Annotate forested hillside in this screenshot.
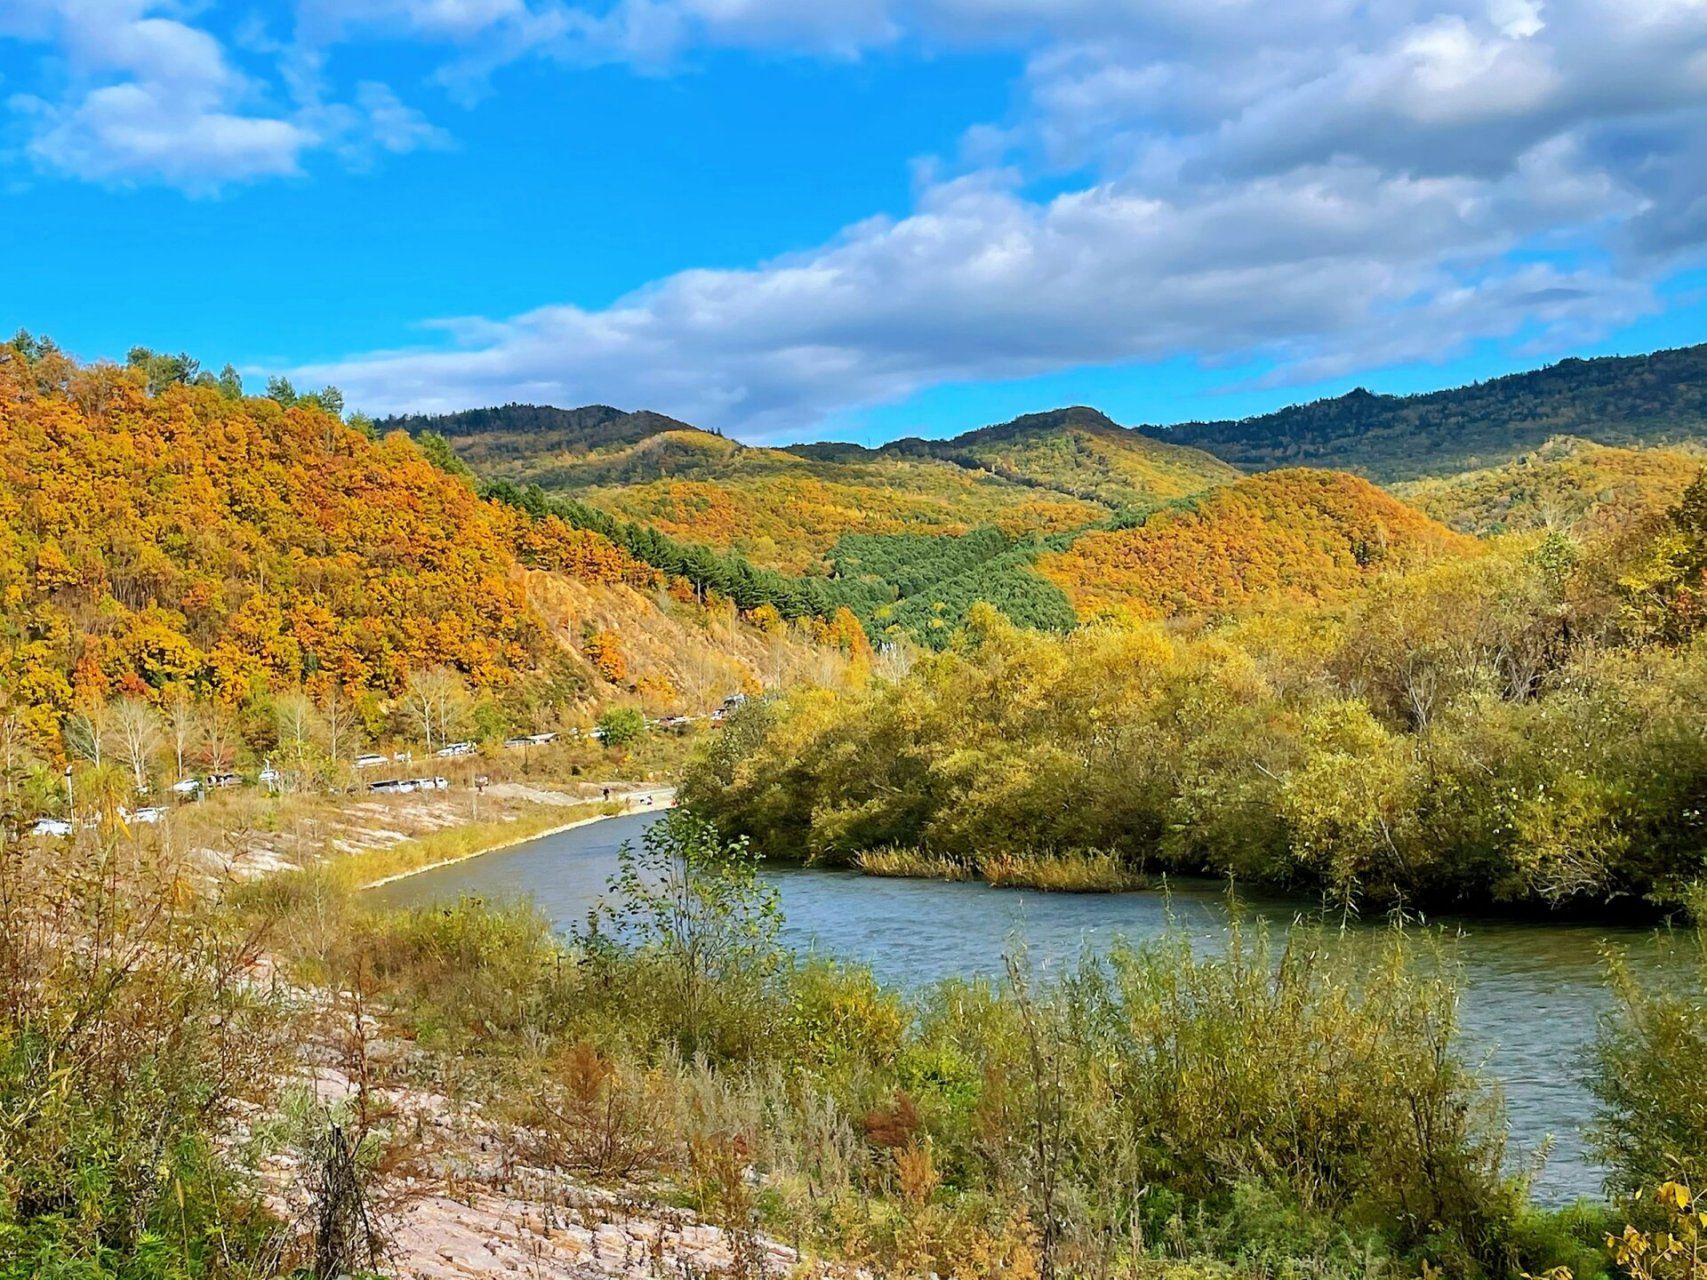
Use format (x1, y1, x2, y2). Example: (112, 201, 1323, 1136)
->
(805, 406, 1240, 511)
(0, 337, 863, 772)
(477, 428, 1102, 572)
(1392, 436, 1701, 536)
(389, 343, 1707, 655)
(687, 460, 1707, 910)
(1142, 342, 1707, 481)
(1037, 470, 1474, 620)
(383, 402, 702, 466)
(388, 403, 1233, 570)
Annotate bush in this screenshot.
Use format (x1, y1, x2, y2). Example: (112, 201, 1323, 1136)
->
(0, 828, 286, 1277)
(1589, 932, 1707, 1194)
(596, 705, 647, 748)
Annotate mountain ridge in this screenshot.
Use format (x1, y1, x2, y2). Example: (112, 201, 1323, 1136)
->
(1137, 342, 1707, 481)
(386, 340, 1707, 496)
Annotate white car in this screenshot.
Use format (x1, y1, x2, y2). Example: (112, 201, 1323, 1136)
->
(258, 766, 281, 785)
(29, 818, 73, 838)
(354, 753, 388, 769)
(124, 806, 167, 824)
(170, 778, 202, 796)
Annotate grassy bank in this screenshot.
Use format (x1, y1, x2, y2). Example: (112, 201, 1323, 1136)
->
(856, 844, 1151, 892)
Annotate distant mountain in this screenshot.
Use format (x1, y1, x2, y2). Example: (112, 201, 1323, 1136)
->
(807, 406, 1241, 510)
(384, 342, 1707, 635)
(396, 402, 1235, 572)
(382, 403, 707, 468)
(1140, 343, 1707, 482)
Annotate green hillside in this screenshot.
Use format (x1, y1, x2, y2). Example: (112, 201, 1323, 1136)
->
(1141, 342, 1707, 481)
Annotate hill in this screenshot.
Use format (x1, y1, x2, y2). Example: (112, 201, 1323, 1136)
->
(389, 403, 1236, 572)
(382, 403, 705, 467)
(0, 340, 854, 754)
(1139, 343, 1707, 482)
(1392, 436, 1703, 537)
(811, 406, 1241, 511)
(389, 406, 1114, 572)
(1036, 469, 1476, 620)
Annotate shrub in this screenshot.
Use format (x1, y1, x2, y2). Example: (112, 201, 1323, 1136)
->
(0, 827, 286, 1276)
(590, 809, 783, 1059)
(596, 705, 647, 748)
(1589, 933, 1707, 1194)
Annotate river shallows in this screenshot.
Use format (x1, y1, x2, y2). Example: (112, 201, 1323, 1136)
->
(370, 809, 1675, 1204)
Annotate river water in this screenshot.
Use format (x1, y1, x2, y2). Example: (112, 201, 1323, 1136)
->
(369, 810, 1682, 1205)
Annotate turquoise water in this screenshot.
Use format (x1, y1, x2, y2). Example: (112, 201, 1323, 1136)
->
(370, 810, 1680, 1204)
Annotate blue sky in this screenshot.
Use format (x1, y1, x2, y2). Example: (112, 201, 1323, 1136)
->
(4, 0, 1707, 444)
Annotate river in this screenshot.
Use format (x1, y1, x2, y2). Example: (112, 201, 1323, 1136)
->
(369, 809, 1682, 1205)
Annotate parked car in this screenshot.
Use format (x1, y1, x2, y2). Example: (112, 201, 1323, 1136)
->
(124, 806, 167, 824)
(434, 741, 476, 758)
(205, 772, 241, 789)
(258, 766, 281, 785)
(170, 777, 202, 796)
(29, 818, 73, 838)
(354, 753, 389, 769)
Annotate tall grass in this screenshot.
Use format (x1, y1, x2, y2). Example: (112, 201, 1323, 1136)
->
(0, 825, 290, 1277)
(855, 845, 975, 881)
(980, 849, 1150, 892)
(855, 845, 1149, 892)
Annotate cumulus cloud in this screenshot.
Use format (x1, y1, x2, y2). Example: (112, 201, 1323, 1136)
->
(281, 0, 1707, 433)
(294, 160, 1653, 434)
(10, 0, 1707, 426)
(3, 0, 446, 191)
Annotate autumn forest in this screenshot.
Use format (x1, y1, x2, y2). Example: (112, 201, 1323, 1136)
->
(13, 327, 1707, 1280)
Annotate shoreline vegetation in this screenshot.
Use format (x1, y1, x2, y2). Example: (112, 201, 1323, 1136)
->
(855, 844, 1153, 893)
(684, 476, 1707, 920)
(11, 805, 1700, 1280)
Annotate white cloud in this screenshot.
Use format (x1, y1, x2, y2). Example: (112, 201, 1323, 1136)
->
(20, 82, 313, 186)
(294, 159, 1652, 434)
(10, 0, 1707, 424)
(3, 0, 446, 191)
(275, 0, 1707, 433)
